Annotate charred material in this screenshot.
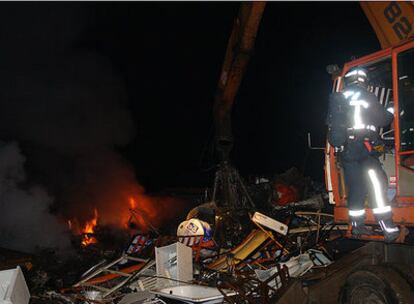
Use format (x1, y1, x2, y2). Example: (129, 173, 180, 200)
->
(211, 161, 256, 210)
(217, 264, 291, 304)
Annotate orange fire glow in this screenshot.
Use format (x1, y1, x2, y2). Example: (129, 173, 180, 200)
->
(124, 197, 145, 230)
(81, 208, 98, 247)
(66, 181, 187, 245)
(125, 196, 155, 232)
(129, 197, 137, 210)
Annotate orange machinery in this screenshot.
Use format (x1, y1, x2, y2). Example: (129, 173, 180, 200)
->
(325, 2, 414, 236)
(215, 2, 414, 236)
(213, 2, 265, 161)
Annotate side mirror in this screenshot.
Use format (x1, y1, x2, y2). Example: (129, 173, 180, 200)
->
(326, 64, 340, 75)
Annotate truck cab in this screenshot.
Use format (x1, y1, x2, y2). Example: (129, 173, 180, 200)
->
(326, 39, 414, 237)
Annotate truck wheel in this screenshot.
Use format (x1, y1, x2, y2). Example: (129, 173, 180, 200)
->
(340, 265, 413, 304)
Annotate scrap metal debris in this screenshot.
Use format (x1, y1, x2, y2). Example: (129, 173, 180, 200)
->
(0, 167, 349, 304)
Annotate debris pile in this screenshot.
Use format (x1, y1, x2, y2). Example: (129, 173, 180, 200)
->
(1, 167, 347, 304)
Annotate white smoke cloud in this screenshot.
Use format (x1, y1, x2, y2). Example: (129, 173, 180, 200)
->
(0, 141, 71, 253)
(0, 5, 138, 241)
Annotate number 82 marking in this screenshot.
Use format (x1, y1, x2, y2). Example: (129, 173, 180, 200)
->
(384, 1, 412, 40)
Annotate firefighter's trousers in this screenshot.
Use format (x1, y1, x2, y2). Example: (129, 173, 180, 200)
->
(342, 148, 389, 213)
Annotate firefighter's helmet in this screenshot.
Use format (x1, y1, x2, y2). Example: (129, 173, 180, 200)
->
(344, 67, 368, 88)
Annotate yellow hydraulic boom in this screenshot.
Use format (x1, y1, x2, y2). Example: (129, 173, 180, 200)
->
(360, 1, 414, 49)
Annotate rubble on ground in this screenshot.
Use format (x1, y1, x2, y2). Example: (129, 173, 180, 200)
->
(1, 167, 350, 303)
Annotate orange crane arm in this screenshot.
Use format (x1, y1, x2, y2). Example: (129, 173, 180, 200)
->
(214, 2, 266, 121)
(213, 2, 266, 159)
(360, 1, 414, 49)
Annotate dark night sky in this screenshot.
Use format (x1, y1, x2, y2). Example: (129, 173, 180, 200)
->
(97, 2, 380, 190)
(0, 2, 381, 192)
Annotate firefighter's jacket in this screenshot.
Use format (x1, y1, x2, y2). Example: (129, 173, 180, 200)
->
(326, 87, 393, 154)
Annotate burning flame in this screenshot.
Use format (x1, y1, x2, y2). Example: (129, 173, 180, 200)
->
(62, 153, 189, 247)
(81, 208, 98, 247)
(129, 197, 137, 210)
(66, 185, 187, 245)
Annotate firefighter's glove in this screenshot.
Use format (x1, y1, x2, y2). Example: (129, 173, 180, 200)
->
(334, 146, 344, 153)
(373, 144, 385, 153)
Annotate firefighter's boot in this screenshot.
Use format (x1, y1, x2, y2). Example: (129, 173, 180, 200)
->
(350, 216, 371, 237)
(376, 212, 399, 242)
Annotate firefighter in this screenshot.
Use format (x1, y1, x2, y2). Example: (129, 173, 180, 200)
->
(326, 67, 399, 242)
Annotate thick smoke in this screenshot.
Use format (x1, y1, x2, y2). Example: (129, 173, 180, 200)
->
(0, 4, 144, 249)
(0, 142, 71, 253)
